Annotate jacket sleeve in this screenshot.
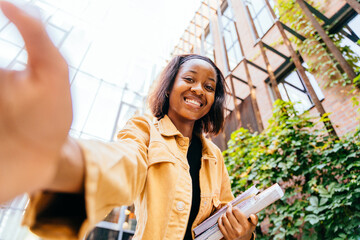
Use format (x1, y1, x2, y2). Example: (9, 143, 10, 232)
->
(22, 116, 151, 240)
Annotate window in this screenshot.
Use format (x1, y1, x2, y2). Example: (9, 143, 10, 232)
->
(275, 67, 324, 114)
(245, 0, 274, 38)
(220, 5, 243, 70)
(204, 28, 215, 62)
(337, 14, 360, 69)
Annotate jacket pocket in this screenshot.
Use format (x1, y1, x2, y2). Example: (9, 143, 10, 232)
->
(148, 141, 176, 167)
(147, 157, 176, 167)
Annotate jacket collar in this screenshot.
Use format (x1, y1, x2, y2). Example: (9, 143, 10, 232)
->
(199, 135, 218, 163)
(156, 115, 218, 163)
(157, 115, 182, 137)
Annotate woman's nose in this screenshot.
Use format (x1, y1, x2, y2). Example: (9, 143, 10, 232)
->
(191, 83, 204, 96)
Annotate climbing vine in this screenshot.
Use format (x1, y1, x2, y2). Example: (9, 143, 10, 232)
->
(274, 0, 360, 97)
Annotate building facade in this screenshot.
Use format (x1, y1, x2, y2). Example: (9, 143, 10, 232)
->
(171, 0, 360, 150)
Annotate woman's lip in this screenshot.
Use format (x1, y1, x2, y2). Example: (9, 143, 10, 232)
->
(184, 97, 203, 108)
(184, 97, 204, 107)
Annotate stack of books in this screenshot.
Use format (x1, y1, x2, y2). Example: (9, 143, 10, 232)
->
(194, 184, 284, 240)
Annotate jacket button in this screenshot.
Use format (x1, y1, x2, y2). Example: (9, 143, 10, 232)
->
(176, 201, 185, 211)
(178, 139, 185, 146)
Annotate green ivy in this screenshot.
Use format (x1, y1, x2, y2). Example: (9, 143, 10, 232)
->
(275, 0, 360, 103)
(223, 100, 360, 239)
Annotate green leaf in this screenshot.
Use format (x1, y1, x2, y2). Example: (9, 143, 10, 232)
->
(309, 196, 319, 206)
(320, 198, 328, 206)
(305, 214, 320, 224)
(318, 185, 329, 196)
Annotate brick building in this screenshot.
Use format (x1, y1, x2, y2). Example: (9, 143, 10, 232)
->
(171, 0, 360, 150)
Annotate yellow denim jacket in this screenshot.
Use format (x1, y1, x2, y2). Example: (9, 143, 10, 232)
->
(23, 115, 234, 240)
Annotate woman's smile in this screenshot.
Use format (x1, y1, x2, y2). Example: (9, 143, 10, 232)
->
(184, 95, 205, 108)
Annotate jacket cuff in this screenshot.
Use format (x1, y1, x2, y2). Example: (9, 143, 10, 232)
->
(22, 191, 86, 239)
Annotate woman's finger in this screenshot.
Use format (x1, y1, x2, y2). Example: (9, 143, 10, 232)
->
(218, 215, 230, 240)
(249, 214, 258, 226)
(0, 1, 61, 68)
(221, 212, 234, 232)
(232, 208, 251, 229)
(225, 205, 242, 230)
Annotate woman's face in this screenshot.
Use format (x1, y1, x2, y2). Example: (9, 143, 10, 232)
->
(167, 58, 217, 123)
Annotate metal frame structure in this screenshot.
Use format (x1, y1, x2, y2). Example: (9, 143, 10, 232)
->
(264, 0, 338, 137)
(296, 0, 356, 82)
(345, 0, 360, 15)
(169, 0, 360, 139)
(171, 0, 267, 133)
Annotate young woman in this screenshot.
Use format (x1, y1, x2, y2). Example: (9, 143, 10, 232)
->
(0, 2, 258, 239)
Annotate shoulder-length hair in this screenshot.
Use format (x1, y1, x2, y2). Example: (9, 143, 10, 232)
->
(148, 54, 226, 135)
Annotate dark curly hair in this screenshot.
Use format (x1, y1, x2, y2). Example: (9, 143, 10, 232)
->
(148, 54, 226, 135)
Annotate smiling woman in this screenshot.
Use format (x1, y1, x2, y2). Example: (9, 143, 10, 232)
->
(0, 2, 258, 238)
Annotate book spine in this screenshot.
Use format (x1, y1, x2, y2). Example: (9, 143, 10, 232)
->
(194, 223, 220, 240)
(206, 228, 223, 240)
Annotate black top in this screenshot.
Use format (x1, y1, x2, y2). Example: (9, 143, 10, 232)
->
(184, 135, 202, 240)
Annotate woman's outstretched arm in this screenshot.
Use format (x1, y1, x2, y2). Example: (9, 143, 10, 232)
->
(48, 137, 85, 193)
(0, 2, 84, 203)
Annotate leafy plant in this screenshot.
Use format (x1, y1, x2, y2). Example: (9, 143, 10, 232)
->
(224, 100, 360, 239)
(274, 0, 360, 104)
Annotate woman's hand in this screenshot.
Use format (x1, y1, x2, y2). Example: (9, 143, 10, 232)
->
(218, 204, 258, 240)
(0, 2, 72, 202)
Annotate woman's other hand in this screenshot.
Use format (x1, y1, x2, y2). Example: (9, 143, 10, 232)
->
(218, 204, 258, 240)
(0, 1, 72, 202)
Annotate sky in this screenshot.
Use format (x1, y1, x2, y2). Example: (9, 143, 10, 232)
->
(6, 0, 201, 83)
(74, 0, 201, 78)
(88, 0, 202, 86)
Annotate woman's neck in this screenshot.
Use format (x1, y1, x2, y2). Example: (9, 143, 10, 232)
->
(167, 115, 195, 140)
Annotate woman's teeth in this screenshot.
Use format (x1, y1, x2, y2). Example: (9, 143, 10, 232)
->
(185, 98, 201, 107)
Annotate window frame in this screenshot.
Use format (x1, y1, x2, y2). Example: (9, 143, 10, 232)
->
(203, 25, 215, 62)
(244, 0, 275, 39)
(268, 65, 325, 114)
(219, 1, 243, 70)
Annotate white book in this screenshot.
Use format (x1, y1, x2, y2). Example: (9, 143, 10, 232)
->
(194, 185, 259, 237)
(194, 183, 284, 240)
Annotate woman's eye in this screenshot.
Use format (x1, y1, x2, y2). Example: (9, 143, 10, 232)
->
(205, 85, 215, 91)
(184, 77, 194, 82)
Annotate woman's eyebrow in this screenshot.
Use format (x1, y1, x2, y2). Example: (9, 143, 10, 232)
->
(188, 70, 215, 82)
